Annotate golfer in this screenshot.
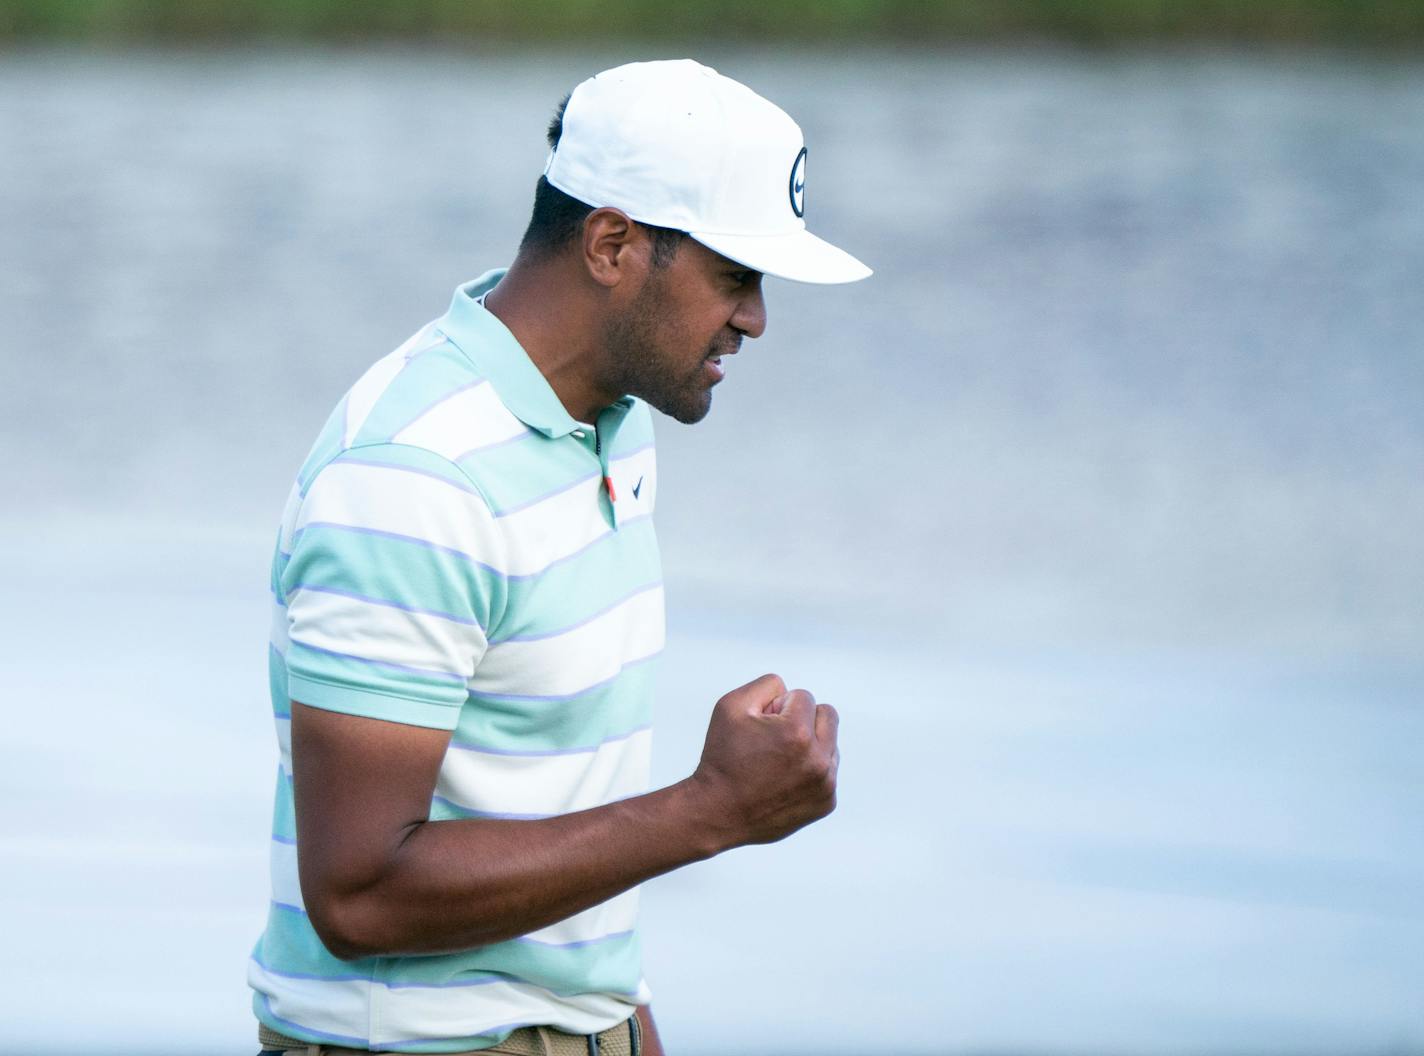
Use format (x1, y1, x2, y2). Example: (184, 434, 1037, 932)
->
(250, 58, 870, 1056)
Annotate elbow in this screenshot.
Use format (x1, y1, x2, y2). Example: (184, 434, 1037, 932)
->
(305, 891, 388, 962)
(306, 886, 519, 958)
(300, 848, 411, 960)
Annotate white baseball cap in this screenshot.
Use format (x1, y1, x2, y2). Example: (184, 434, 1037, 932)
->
(543, 59, 872, 285)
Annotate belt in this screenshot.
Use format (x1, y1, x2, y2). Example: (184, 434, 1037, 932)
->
(259, 1015, 639, 1056)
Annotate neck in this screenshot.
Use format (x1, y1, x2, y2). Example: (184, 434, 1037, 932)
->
(482, 253, 619, 424)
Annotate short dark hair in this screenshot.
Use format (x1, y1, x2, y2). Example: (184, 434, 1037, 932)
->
(518, 93, 685, 267)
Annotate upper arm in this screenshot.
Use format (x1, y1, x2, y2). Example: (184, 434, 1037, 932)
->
(290, 702, 450, 923)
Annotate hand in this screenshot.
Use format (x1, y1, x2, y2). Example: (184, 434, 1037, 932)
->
(687, 673, 839, 849)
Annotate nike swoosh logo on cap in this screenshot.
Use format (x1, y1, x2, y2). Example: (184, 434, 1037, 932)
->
(788, 146, 807, 218)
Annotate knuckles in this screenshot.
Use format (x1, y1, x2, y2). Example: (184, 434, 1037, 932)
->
(762, 672, 788, 697)
(716, 671, 786, 711)
(784, 724, 814, 752)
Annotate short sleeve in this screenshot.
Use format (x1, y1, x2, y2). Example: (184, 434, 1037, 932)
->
(279, 444, 506, 730)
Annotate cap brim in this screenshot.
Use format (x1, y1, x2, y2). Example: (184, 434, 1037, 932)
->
(689, 228, 872, 285)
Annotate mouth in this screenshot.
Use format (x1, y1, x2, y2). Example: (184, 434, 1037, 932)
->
(704, 335, 741, 382)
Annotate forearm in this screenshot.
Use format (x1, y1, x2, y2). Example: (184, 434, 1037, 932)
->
(312, 776, 727, 958)
(294, 674, 838, 964)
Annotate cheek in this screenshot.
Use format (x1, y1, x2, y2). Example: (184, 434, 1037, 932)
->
(644, 277, 736, 357)
(660, 306, 720, 357)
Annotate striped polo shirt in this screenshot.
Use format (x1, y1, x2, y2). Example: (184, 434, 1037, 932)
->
(249, 270, 662, 1052)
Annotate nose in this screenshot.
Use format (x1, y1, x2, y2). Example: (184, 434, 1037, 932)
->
(732, 276, 767, 340)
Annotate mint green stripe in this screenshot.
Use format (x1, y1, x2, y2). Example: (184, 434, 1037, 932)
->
(270, 769, 296, 852)
(607, 401, 654, 458)
(256, 900, 379, 981)
(269, 646, 291, 719)
(287, 669, 464, 730)
(489, 577, 660, 646)
(500, 516, 660, 621)
(348, 343, 472, 446)
(462, 929, 643, 995)
(296, 399, 349, 492)
(458, 661, 656, 752)
(455, 410, 652, 515)
(282, 522, 504, 632)
(428, 797, 522, 822)
(456, 435, 595, 514)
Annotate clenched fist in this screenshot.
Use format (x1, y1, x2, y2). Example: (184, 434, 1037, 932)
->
(686, 673, 840, 850)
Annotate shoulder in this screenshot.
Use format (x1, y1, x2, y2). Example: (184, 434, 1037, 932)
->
(345, 326, 516, 462)
(301, 320, 530, 504)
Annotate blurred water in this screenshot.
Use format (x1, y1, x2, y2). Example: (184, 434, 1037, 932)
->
(1, 47, 1422, 1055)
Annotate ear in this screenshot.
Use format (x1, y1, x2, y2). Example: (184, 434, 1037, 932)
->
(581, 207, 650, 288)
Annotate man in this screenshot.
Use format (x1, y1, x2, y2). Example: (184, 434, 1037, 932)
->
(250, 59, 870, 1055)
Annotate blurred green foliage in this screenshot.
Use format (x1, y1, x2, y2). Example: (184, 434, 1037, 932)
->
(3, 0, 1424, 46)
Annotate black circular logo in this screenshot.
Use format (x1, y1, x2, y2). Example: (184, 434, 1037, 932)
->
(789, 147, 807, 218)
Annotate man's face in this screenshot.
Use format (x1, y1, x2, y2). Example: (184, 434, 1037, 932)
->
(602, 238, 767, 424)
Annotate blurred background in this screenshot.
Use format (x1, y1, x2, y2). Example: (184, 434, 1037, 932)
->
(2, 2, 1422, 1054)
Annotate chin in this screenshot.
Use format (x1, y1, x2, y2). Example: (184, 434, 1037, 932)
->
(656, 390, 713, 425)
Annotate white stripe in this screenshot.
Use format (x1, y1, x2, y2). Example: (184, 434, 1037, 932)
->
(277, 481, 303, 554)
(522, 887, 640, 947)
(496, 478, 618, 577)
(286, 587, 487, 681)
(342, 347, 409, 448)
(392, 379, 528, 460)
(437, 728, 652, 818)
(474, 586, 663, 698)
(253, 965, 636, 1046)
(268, 836, 638, 946)
(295, 461, 500, 564)
(371, 977, 636, 1043)
(271, 836, 304, 909)
(250, 961, 373, 1044)
(275, 716, 292, 775)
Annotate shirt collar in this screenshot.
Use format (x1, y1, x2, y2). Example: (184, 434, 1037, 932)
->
(438, 269, 633, 440)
